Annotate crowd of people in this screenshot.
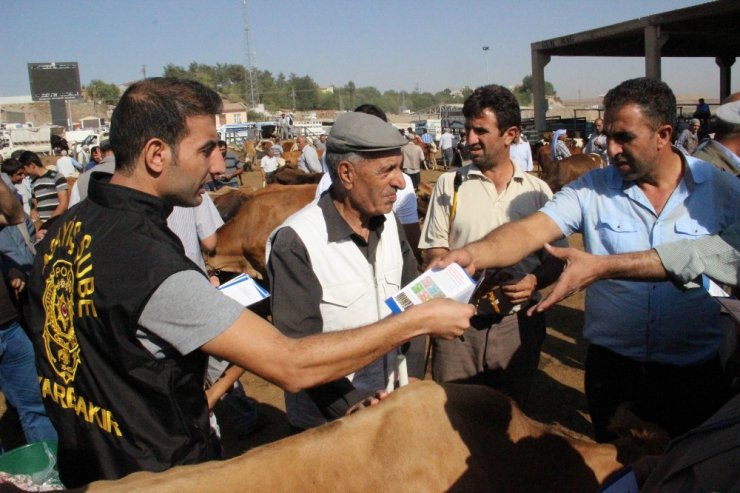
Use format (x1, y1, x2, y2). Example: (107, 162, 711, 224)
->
(0, 74, 737, 492)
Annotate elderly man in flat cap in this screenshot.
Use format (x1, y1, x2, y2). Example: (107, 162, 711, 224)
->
(267, 112, 424, 432)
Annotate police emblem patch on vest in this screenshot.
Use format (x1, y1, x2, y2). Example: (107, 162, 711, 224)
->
(42, 259, 81, 384)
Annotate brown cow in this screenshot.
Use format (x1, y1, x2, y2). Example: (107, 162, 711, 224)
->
(267, 167, 323, 185)
(416, 181, 435, 221)
(240, 140, 257, 171)
(208, 184, 317, 279)
(543, 153, 604, 193)
(533, 141, 584, 178)
(280, 150, 301, 167)
(209, 188, 251, 222)
(53, 382, 635, 493)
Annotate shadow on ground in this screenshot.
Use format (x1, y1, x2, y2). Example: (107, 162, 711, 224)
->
(217, 400, 290, 459)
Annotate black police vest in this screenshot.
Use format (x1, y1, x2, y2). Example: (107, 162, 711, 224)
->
(28, 176, 212, 487)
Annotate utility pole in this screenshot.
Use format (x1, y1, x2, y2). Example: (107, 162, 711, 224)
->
(291, 87, 297, 111)
(482, 46, 490, 82)
(243, 0, 258, 109)
(142, 65, 147, 80)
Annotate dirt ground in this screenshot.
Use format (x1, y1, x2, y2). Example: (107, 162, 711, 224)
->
(0, 168, 592, 459)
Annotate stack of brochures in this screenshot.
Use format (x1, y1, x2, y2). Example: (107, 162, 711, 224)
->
(217, 273, 270, 307)
(385, 263, 477, 314)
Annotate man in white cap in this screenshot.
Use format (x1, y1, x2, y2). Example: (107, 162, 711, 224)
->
(267, 112, 427, 432)
(693, 94, 740, 176)
(550, 128, 570, 161)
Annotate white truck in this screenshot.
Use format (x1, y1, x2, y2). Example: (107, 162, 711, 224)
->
(66, 130, 110, 164)
(0, 126, 52, 159)
(413, 119, 442, 141)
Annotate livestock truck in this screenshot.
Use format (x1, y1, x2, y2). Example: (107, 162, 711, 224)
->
(0, 126, 53, 159)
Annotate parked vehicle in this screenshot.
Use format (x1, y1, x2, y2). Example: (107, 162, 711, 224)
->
(0, 126, 53, 159)
(66, 130, 109, 164)
(413, 119, 442, 141)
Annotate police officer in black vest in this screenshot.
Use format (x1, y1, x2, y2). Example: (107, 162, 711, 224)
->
(27, 77, 474, 487)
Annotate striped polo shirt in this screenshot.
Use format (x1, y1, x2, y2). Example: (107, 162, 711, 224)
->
(31, 169, 68, 221)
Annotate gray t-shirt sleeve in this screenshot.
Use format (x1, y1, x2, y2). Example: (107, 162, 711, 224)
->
(655, 221, 740, 286)
(138, 270, 245, 357)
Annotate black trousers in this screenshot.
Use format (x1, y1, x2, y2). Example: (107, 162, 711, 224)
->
(585, 344, 730, 442)
(404, 171, 420, 190)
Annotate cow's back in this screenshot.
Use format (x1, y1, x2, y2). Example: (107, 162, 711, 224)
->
(211, 184, 316, 279)
(73, 382, 622, 493)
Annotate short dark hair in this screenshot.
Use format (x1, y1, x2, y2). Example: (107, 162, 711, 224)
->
(603, 77, 676, 129)
(18, 150, 43, 168)
(99, 139, 112, 153)
(218, 140, 227, 147)
(463, 85, 521, 135)
(109, 77, 223, 173)
(1, 158, 24, 175)
(90, 146, 100, 155)
(353, 104, 388, 122)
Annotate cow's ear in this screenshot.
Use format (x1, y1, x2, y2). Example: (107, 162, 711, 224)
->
(142, 138, 168, 174)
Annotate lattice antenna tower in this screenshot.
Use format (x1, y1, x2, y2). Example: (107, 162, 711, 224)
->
(242, 0, 258, 108)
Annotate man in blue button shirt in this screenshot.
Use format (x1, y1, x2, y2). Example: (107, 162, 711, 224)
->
(435, 77, 740, 442)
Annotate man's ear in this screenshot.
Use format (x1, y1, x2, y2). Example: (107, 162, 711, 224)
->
(337, 160, 354, 190)
(656, 124, 673, 147)
(503, 126, 518, 146)
(142, 138, 169, 174)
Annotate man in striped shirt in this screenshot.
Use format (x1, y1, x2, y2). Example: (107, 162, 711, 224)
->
(18, 151, 69, 225)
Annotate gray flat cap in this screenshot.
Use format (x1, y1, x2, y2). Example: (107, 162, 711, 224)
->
(716, 100, 740, 125)
(327, 112, 407, 153)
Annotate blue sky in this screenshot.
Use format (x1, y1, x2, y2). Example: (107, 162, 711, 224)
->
(2, 0, 736, 101)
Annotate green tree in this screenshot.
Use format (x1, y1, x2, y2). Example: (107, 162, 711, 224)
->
(513, 75, 556, 106)
(163, 64, 188, 79)
(409, 91, 437, 112)
(85, 80, 120, 105)
(158, 62, 517, 113)
(317, 90, 338, 110)
(343, 81, 357, 109)
(287, 74, 319, 111)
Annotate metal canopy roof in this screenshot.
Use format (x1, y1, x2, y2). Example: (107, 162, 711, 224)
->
(531, 0, 740, 58)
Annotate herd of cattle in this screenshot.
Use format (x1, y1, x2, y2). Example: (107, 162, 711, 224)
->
(206, 140, 602, 280)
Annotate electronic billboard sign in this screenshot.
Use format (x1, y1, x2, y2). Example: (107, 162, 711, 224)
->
(28, 62, 82, 101)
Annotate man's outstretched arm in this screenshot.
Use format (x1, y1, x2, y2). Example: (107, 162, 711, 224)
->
(202, 298, 474, 394)
(530, 224, 740, 313)
(432, 211, 564, 275)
